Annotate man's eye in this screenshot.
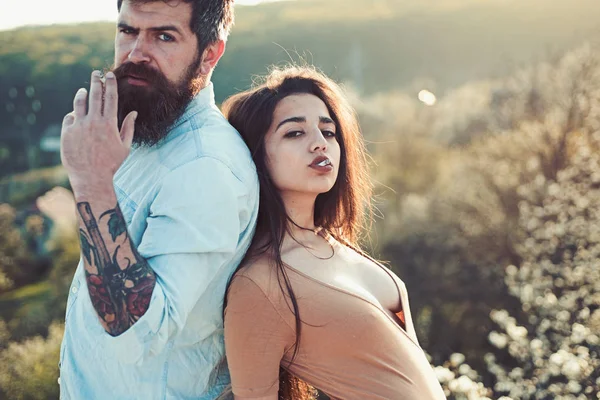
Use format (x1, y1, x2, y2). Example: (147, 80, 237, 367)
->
(158, 33, 175, 42)
(120, 28, 135, 35)
(284, 131, 303, 138)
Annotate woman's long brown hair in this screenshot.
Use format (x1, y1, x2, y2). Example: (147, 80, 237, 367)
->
(221, 65, 373, 399)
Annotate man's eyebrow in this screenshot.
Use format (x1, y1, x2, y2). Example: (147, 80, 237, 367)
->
(117, 22, 183, 36)
(276, 116, 306, 130)
(118, 22, 138, 32)
(148, 25, 183, 36)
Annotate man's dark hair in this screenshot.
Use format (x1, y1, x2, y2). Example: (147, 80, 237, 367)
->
(117, 0, 235, 56)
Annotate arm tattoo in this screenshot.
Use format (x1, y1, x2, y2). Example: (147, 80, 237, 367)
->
(78, 202, 156, 336)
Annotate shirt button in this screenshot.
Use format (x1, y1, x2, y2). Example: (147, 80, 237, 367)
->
(71, 286, 78, 294)
(57, 377, 61, 385)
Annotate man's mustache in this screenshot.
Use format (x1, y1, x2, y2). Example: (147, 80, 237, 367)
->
(112, 62, 169, 86)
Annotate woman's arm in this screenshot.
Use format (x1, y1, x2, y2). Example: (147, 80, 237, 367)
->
(224, 272, 295, 398)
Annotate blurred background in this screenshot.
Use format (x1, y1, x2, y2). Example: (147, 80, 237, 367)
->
(1, 0, 600, 399)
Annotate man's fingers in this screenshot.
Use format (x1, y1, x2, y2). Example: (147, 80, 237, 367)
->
(73, 88, 88, 118)
(62, 112, 75, 128)
(104, 71, 118, 119)
(120, 111, 138, 149)
(88, 71, 104, 116)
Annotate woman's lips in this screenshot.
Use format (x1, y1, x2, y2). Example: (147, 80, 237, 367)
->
(309, 156, 333, 173)
(309, 163, 334, 173)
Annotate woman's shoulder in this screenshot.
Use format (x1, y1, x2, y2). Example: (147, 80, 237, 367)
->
(230, 254, 281, 297)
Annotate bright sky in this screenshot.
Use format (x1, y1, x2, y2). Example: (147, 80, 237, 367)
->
(0, 0, 269, 31)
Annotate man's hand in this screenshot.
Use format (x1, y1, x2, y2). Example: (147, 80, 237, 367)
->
(59, 70, 155, 336)
(60, 70, 137, 199)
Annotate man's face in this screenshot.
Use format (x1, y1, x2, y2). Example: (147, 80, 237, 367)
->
(112, 0, 201, 146)
(115, 0, 199, 86)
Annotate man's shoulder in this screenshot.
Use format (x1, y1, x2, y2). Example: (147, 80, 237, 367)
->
(190, 105, 247, 154)
(159, 106, 256, 183)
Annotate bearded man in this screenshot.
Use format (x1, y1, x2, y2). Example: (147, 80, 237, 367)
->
(58, 1, 258, 398)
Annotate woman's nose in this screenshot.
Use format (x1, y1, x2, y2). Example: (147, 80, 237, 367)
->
(310, 129, 328, 152)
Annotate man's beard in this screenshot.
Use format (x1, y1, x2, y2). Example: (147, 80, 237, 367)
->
(111, 58, 201, 147)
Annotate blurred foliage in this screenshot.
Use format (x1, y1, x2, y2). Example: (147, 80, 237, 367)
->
(0, 204, 50, 292)
(0, 165, 69, 207)
(0, 204, 28, 291)
(0, 322, 62, 400)
(480, 54, 600, 399)
(0, 208, 77, 398)
(0, 176, 78, 399)
(361, 44, 600, 398)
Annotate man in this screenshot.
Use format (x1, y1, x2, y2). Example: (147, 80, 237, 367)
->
(58, 0, 258, 398)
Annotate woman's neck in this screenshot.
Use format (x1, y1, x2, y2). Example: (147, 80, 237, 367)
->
(281, 191, 318, 231)
(279, 191, 330, 250)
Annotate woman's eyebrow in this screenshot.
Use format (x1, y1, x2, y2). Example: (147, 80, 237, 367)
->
(276, 116, 306, 130)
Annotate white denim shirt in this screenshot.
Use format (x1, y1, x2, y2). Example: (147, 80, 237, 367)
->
(59, 83, 259, 399)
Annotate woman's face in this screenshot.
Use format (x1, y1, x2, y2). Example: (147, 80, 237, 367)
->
(264, 93, 341, 198)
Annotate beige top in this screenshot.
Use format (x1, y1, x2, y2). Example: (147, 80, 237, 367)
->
(224, 243, 447, 400)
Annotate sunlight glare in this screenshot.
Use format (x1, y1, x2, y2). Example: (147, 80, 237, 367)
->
(418, 90, 437, 106)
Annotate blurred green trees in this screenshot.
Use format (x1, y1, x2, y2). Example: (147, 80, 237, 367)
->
(0, 322, 63, 400)
(0, 177, 78, 399)
(363, 44, 600, 399)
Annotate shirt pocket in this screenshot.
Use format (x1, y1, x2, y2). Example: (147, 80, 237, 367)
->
(115, 186, 136, 225)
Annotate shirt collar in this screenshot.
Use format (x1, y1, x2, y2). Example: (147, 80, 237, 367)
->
(170, 81, 215, 131)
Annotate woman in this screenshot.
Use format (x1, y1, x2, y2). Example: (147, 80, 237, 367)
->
(221, 65, 446, 400)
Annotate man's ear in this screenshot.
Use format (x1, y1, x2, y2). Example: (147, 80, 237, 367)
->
(198, 40, 226, 75)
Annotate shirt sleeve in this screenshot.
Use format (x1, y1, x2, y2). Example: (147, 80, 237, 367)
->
(224, 275, 294, 398)
(104, 156, 248, 364)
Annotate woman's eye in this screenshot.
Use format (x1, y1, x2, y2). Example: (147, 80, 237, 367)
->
(284, 131, 304, 138)
(322, 130, 337, 138)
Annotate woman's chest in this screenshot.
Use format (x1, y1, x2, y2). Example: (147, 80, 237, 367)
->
(277, 276, 417, 361)
(284, 245, 403, 315)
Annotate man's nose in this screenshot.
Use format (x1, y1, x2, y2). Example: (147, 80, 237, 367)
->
(128, 37, 151, 64)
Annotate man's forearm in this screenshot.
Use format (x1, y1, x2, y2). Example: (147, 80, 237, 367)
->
(76, 191, 156, 336)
